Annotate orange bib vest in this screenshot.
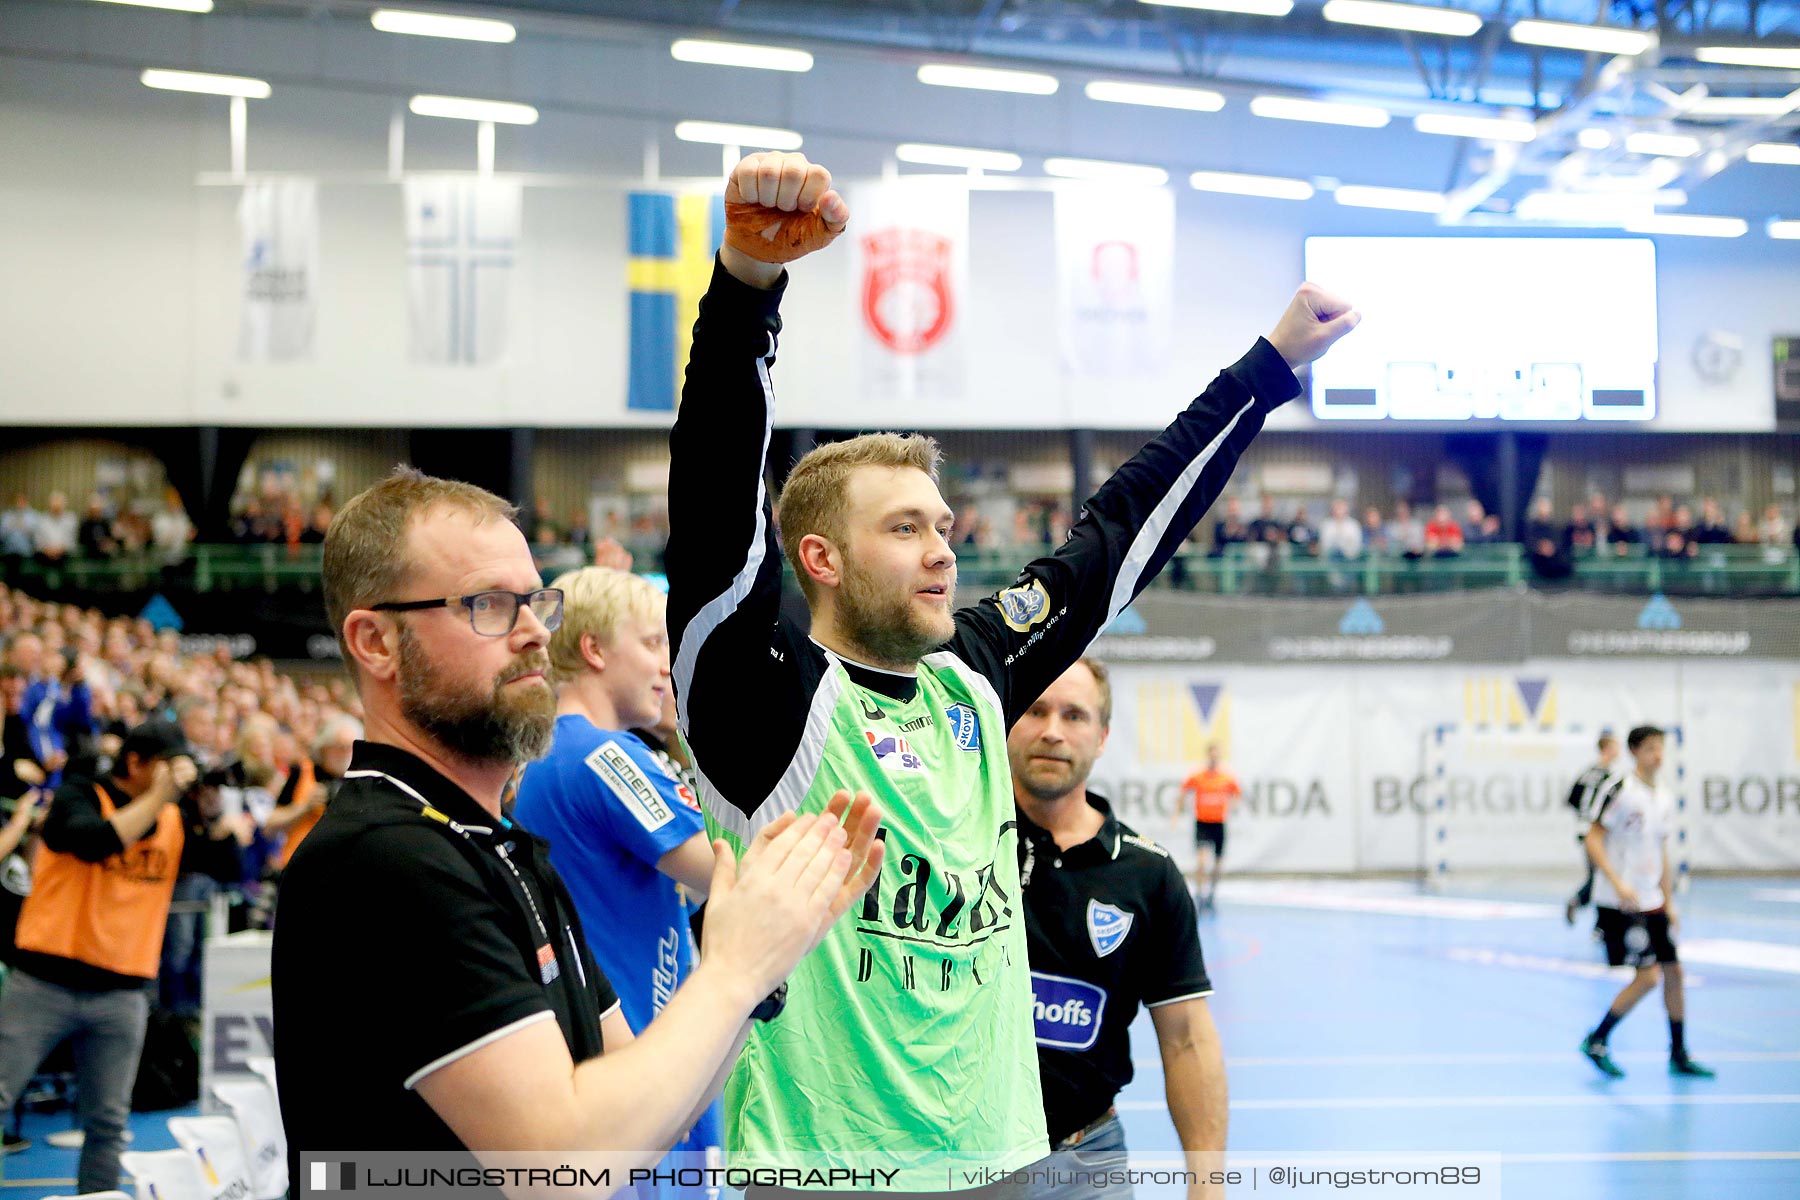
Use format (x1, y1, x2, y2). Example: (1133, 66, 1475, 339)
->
(277, 759, 319, 869)
(15, 784, 184, 980)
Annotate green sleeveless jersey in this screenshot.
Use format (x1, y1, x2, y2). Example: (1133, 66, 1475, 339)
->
(707, 652, 1046, 1185)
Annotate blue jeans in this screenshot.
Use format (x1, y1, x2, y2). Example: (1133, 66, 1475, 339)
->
(1032, 1116, 1132, 1200)
(160, 872, 217, 1018)
(0, 969, 150, 1193)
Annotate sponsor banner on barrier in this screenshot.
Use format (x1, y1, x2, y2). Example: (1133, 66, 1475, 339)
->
(1094, 590, 1799, 663)
(1089, 659, 1795, 874)
(201, 931, 274, 1096)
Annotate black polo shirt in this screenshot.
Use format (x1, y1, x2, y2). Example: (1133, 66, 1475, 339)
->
(1018, 793, 1212, 1144)
(273, 741, 618, 1172)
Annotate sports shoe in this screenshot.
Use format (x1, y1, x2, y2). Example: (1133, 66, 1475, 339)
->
(1564, 900, 1578, 926)
(1670, 1056, 1716, 1078)
(1581, 1036, 1625, 1078)
(1, 1133, 30, 1156)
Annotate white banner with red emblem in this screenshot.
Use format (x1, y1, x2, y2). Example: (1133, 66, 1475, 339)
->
(850, 180, 969, 403)
(1053, 184, 1174, 378)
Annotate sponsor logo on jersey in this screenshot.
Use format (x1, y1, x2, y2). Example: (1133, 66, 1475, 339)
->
(865, 731, 924, 772)
(898, 712, 934, 733)
(945, 703, 982, 753)
(996, 579, 1053, 632)
(860, 696, 886, 723)
(1087, 899, 1134, 958)
(675, 782, 699, 810)
(586, 740, 675, 832)
(652, 928, 681, 1016)
(1030, 971, 1107, 1051)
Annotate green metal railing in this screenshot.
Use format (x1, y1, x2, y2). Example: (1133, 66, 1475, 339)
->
(8, 539, 1798, 599)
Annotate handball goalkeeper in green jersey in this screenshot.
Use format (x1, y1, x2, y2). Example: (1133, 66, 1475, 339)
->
(667, 151, 1360, 1193)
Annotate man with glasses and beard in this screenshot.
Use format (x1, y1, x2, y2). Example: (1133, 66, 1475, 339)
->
(273, 468, 883, 1194)
(668, 151, 1357, 1194)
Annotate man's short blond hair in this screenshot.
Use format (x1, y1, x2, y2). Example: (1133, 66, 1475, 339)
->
(322, 466, 518, 671)
(776, 433, 942, 602)
(546, 567, 667, 686)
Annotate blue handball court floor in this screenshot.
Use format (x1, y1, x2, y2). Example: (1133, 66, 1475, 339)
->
(1114, 875, 1800, 1200)
(3, 876, 1796, 1200)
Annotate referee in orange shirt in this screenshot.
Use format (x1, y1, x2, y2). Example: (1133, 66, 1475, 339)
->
(1180, 744, 1240, 910)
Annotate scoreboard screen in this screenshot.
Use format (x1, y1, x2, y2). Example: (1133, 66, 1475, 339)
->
(1303, 237, 1658, 423)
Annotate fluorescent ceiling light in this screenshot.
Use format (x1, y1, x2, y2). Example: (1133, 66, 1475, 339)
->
(140, 69, 270, 98)
(1137, 0, 1294, 15)
(1189, 170, 1314, 199)
(1044, 157, 1170, 185)
(409, 95, 538, 124)
(1624, 213, 1748, 237)
(674, 120, 802, 149)
(1250, 95, 1390, 127)
(1514, 192, 1655, 222)
(1694, 45, 1800, 69)
(371, 9, 515, 42)
(917, 63, 1058, 95)
(1413, 112, 1536, 141)
(1085, 80, 1225, 112)
(1684, 91, 1800, 118)
(1577, 128, 1615, 150)
(1625, 131, 1701, 157)
(670, 39, 813, 72)
(1768, 219, 1800, 239)
(1747, 142, 1800, 165)
(1334, 184, 1446, 213)
(895, 143, 1022, 171)
(90, 0, 213, 11)
(1508, 20, 1654, 56)
(1322, 0, 1481, 37)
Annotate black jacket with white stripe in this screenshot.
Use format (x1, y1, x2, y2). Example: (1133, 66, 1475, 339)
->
(665, 256, 1300, 834)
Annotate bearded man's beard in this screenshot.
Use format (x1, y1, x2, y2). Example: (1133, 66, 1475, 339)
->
(836, 554, 955, 668)
(398, 623, 555, 765)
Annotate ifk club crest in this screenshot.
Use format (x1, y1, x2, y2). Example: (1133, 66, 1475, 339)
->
(860, 228, 955, 354)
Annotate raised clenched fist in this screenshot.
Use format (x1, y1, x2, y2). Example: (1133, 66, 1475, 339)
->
(722, 152, 849, 266)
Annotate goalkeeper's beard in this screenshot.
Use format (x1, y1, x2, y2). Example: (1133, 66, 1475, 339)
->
(836, 553, 955, 669)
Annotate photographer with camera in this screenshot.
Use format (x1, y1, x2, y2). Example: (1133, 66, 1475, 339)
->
(0, 720, 196, 1194)
(159, 764, 254, 1021)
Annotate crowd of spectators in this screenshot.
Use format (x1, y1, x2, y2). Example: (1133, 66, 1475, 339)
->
(1, 490, 194, 569)
(0, 582, 361, 1020)
(1201, 490, 1799, 569)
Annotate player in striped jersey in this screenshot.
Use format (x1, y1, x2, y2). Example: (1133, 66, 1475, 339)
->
(1563, 731, 1620, 926)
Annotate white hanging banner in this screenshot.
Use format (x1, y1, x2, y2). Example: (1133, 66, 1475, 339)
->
(237, 179, 318, 363)
(1053, 184, 1174, 377)
(403, 176, 521, 366)
(851, 180, 968, 403)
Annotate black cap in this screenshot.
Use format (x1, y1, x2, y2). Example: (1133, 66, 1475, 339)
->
(118, 720, 193, 766)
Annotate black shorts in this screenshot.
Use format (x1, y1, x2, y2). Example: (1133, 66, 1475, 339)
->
(1596, 906, 1678, 968)
(1194, 820, 1226, 853)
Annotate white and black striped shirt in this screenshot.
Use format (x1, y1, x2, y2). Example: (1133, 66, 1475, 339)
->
(1567, 762, 1617, 828)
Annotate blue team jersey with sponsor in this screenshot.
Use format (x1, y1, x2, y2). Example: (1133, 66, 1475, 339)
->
(514, 714, 720, 1169)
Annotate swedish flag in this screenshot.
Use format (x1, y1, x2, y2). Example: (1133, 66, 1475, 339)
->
(627, 191, 726, 411)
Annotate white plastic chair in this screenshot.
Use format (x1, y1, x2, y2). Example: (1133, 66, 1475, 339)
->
(167, 1114, 255, 1200)
(209, 1079, 287, 1200)
(119, 1148, 210, 1200)
(242, 1057, 279, 1111)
